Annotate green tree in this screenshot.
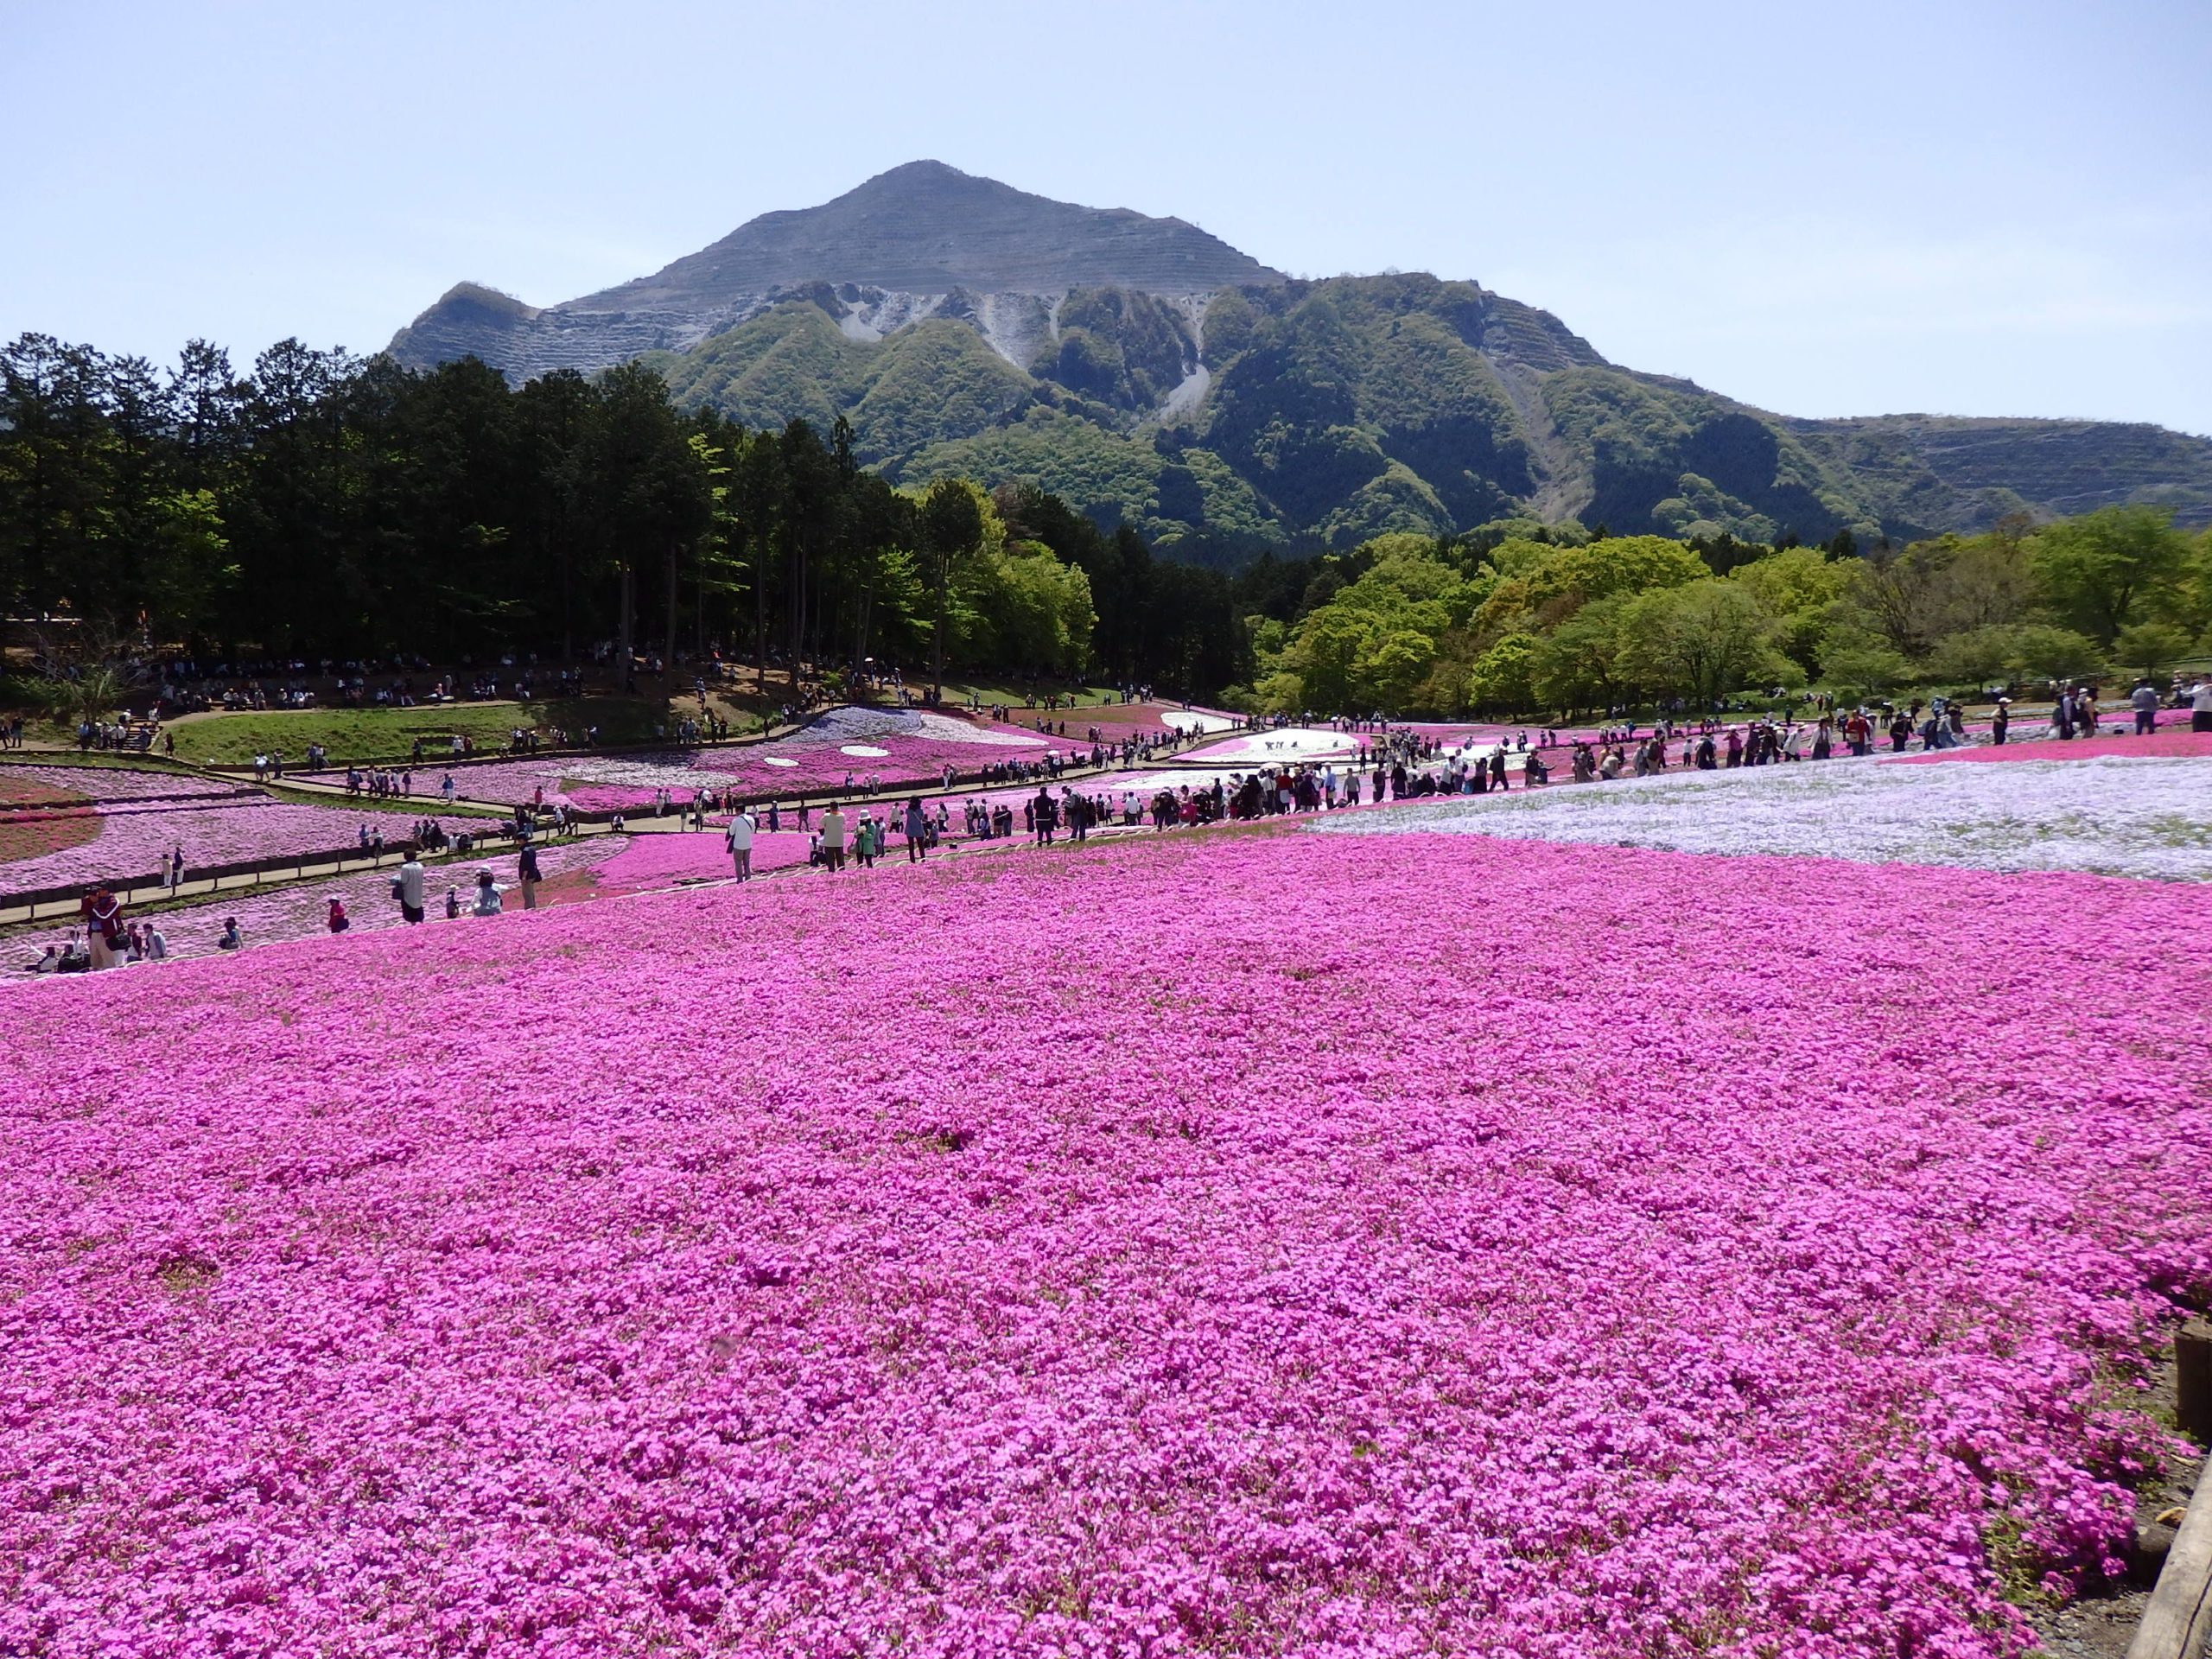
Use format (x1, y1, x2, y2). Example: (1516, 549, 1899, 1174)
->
(2110, 620, 2191, 682)
(1465, 632, 1536, 712)
(1530, 594, 1630, 715)
(2029, 505, 2191, 644)
(2003, 624, 2107, 685)
(579, 363, 712, 681)
(1616, 580, 1778, 704)
(918, 476, 987, 701)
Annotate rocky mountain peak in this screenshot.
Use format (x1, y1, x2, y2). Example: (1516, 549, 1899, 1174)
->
(569, 161, 1283, 310)
(389, 163, 1282, 383)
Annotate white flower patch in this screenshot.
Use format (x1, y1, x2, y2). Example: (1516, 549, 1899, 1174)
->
(1311, 755, 2212, 880)
(558, 753, 742, 789)
(796, 707, 1043, 748)
(1184, 728, 1360, 761)
(1160, 709, 1237, 734)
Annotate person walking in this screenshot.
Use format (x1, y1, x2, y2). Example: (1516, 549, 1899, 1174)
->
(2133, 680, 2161, 736)
(1992, 701, 2011, 745)
(2192, 677, 2212, 734)
(517, 841, 543, 909)
(394, 845, 428, 925)
(903, 797, 928, 861)
(818, 804, 847, 872)
(726, 806, 756, 880)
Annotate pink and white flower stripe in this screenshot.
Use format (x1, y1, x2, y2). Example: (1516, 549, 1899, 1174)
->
(2, 787, 480, 893)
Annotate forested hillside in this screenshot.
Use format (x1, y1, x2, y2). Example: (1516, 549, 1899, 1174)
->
(1242, 509, 2212, 720)
(0, 334, 1247, 696)
(8, 327, 2207, 723)
(645, 274, 2212, 554)
(388, 165, 2212, 556)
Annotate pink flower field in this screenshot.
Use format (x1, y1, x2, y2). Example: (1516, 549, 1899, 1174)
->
(0, 766, 480, 894)
(3, 836, 626, 973)
(4, 827, 2209, 1656)
(1888, 728, 2212, 764)
(586, 828, 816, 891)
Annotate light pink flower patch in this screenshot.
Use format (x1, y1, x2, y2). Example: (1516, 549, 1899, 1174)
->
(1, 830, 2206, 1656)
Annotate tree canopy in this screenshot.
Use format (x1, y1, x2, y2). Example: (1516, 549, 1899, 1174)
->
(0, 333, 1251, 697)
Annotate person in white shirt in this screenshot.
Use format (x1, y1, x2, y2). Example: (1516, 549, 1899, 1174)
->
(2191, 679, 2212, 734)
(725, 808, 756, 880)
(818, 805, 847, 872)
(471, 871, 505, 916)
(395, 848, 428, 924)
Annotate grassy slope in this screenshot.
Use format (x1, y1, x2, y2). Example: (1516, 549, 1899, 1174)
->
(160, 699, 663, 766)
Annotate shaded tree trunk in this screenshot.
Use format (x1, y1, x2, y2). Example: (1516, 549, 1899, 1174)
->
(615, 563, 634, 690)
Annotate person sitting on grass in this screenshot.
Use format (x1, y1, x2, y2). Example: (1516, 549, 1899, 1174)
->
(217, 918, 243, 950)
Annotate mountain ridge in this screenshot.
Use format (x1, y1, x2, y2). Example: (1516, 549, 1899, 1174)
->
(387, 164, 2212, 549)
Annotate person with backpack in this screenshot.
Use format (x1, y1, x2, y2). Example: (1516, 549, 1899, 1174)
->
(82, 885, 124, 970)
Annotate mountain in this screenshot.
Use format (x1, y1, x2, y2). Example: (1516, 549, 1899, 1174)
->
(389, 163, 2212, 550)
(388, 161, 1281, 385)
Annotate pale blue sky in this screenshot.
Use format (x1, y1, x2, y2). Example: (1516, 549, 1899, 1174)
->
(5, 0, 2208, 434)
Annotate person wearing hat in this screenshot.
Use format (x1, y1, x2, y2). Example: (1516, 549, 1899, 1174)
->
(471, 870, 506, 916)
(1992, 700, 2011, 745)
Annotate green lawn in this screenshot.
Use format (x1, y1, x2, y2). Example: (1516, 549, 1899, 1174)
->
(162, 698, 664, 766)
(940, 677, 1121, 709)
